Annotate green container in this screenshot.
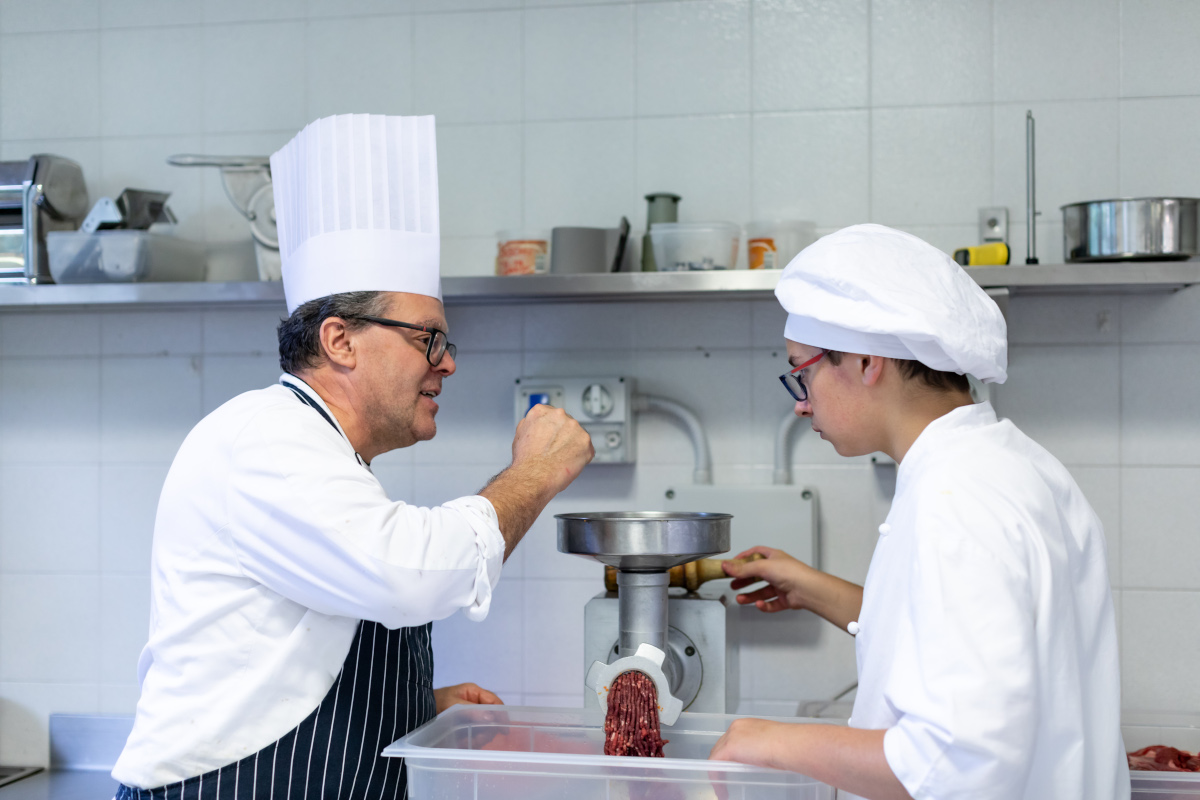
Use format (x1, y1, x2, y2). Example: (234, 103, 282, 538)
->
(641, 193, 681, 272)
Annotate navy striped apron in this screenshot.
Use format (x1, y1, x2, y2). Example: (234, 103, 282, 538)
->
(117, 380, 437, 799)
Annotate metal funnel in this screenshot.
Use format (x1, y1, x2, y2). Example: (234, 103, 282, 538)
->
(556, 511, 730, 571)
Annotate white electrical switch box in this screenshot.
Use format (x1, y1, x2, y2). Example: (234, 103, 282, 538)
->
(514, 376, 635, 464)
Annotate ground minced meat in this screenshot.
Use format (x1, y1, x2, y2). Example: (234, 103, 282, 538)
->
(604, 671, 668, 757)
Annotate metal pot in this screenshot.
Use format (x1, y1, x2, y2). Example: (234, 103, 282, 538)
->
(1061, 197, 1200, 262)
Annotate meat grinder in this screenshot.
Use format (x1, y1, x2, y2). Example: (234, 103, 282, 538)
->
(557, 511, 735, 724)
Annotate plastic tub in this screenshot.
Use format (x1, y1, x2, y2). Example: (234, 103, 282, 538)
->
(649, 222, 741, 271)
(1125, 712, 1200, 799)
(495, 229, 550, 276)
(46, 230, 205, 283)
(384, 704, 836, 799)
(745, 221, 818, 270)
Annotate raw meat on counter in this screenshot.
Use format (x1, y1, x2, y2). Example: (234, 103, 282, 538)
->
(1128, 745, 1200, 772)
(604, 671, 668, 757)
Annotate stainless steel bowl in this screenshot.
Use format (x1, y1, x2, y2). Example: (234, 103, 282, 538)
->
(556, 511, 731, 571)
(1062, 197, 1200, 262)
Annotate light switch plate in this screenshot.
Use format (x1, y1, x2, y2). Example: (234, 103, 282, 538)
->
(979, 207, 1008, 244)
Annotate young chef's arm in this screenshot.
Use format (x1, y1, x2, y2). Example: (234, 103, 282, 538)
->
(710, 722, 911, 800)
(479, 402, 595, 561)
(722, 546, 863, 631)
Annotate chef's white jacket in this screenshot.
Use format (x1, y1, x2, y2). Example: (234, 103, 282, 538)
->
(849, 402, 1129, 800)
(112, 376, 505, 789)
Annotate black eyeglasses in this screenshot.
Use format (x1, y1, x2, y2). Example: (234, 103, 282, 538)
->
(778, 351, 826, 402)
(352, 315, 457, 367)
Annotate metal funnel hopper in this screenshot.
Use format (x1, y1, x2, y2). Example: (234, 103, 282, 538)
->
(555, 511, 731, 571)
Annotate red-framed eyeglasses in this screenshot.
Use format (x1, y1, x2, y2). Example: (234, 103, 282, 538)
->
(778, 351, 825, 402)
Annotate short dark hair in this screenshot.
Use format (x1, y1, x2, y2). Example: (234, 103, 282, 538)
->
(277, 291, 391, 374)
(823, 350, 970, 394)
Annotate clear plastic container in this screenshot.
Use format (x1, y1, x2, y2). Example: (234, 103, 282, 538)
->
(649, 222, 741, 272)
(744, 221, 818, 270)
(384, 705, 836, 799)
(1124, 712, 1200, 799)
(46, 230, 205, 284)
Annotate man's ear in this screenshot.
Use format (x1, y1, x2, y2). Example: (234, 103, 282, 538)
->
(318, 316, 357, 369)
(861, 354, 886, 386)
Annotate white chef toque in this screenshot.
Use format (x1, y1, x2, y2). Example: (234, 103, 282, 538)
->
(270, 114, 441, 314)
(775, 223, 1008, 383)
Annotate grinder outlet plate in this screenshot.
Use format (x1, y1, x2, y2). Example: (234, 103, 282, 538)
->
(556, 511, 731, 571)
(586, 643, 684, 726)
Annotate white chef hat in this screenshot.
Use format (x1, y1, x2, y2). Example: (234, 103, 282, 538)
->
(271, 114, 441, 314)
(776, 223, 1008, 383)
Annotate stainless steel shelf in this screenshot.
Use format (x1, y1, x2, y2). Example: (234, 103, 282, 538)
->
(0, 261, 1197, 311)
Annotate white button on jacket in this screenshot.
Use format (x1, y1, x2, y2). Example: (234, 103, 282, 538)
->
(112, 376, 505, 789)
(846, 403, 1128, 800)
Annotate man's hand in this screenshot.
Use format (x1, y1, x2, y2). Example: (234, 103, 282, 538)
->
(480, 404, 595, 559)
(433, 682, 504, 713)
(510, 403, 595, 495)
(723, 546, 864, 630)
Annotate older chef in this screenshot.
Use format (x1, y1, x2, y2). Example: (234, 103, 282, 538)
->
(112, 115, 594, 800)
(712, 224, 1128, 800)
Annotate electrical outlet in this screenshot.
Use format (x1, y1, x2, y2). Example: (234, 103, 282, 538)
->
(515, 376, 636, 464)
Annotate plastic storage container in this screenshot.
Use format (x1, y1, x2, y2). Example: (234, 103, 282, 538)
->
(1125, 712, 1200, 799)
(384, 705, 836, 799)
(495, 229, 550, 276)
(745, 221, 817, 270)
(46, 230, 205, 283)
(649, 222, 741, 271)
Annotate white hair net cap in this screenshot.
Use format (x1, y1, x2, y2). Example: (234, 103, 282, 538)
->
(775, 223, 1008, 384)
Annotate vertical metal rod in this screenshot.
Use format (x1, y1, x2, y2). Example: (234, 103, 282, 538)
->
(1025, 110, 1039, 264)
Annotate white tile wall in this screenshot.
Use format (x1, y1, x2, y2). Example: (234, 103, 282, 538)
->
(523, 119, 636, 230)
(1119, 0, 1200, 98)
(870, 0, 992, 107)
(3, 1, 98, 33)
(413, 10, 523, 124)
(752, 110, 870, 227)
(0, 32, 100, 141)
(100, 26, 205, 137)
(635, 1, 751, 117)
(871, 105, 993, 226)
(636, 115, 752, 226)
(524, 4, 634, 121)
(3, 0, 1200, 769)
(751, 0, 868, 112)
(306, 15, 414, 120)
(994, 0, 1120, 103)
(202, 22, 307, 134)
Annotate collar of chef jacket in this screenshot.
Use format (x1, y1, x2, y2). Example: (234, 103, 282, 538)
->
(279, 373, 371, 469)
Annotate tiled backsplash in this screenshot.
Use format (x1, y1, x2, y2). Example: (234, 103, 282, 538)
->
(2, 0, 1200, 767)
(3, 289, 1200, 765)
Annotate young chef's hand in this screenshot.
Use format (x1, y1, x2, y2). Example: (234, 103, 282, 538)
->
(722, 546, 817, 613)
(708, 717, 783, 768)
(723, 546, 864, 630)
(433, 682, 504, 713)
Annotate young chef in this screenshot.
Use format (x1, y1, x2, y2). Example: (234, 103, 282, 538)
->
(711, 224, 1129, 800)
(112, 114, 594, 800)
